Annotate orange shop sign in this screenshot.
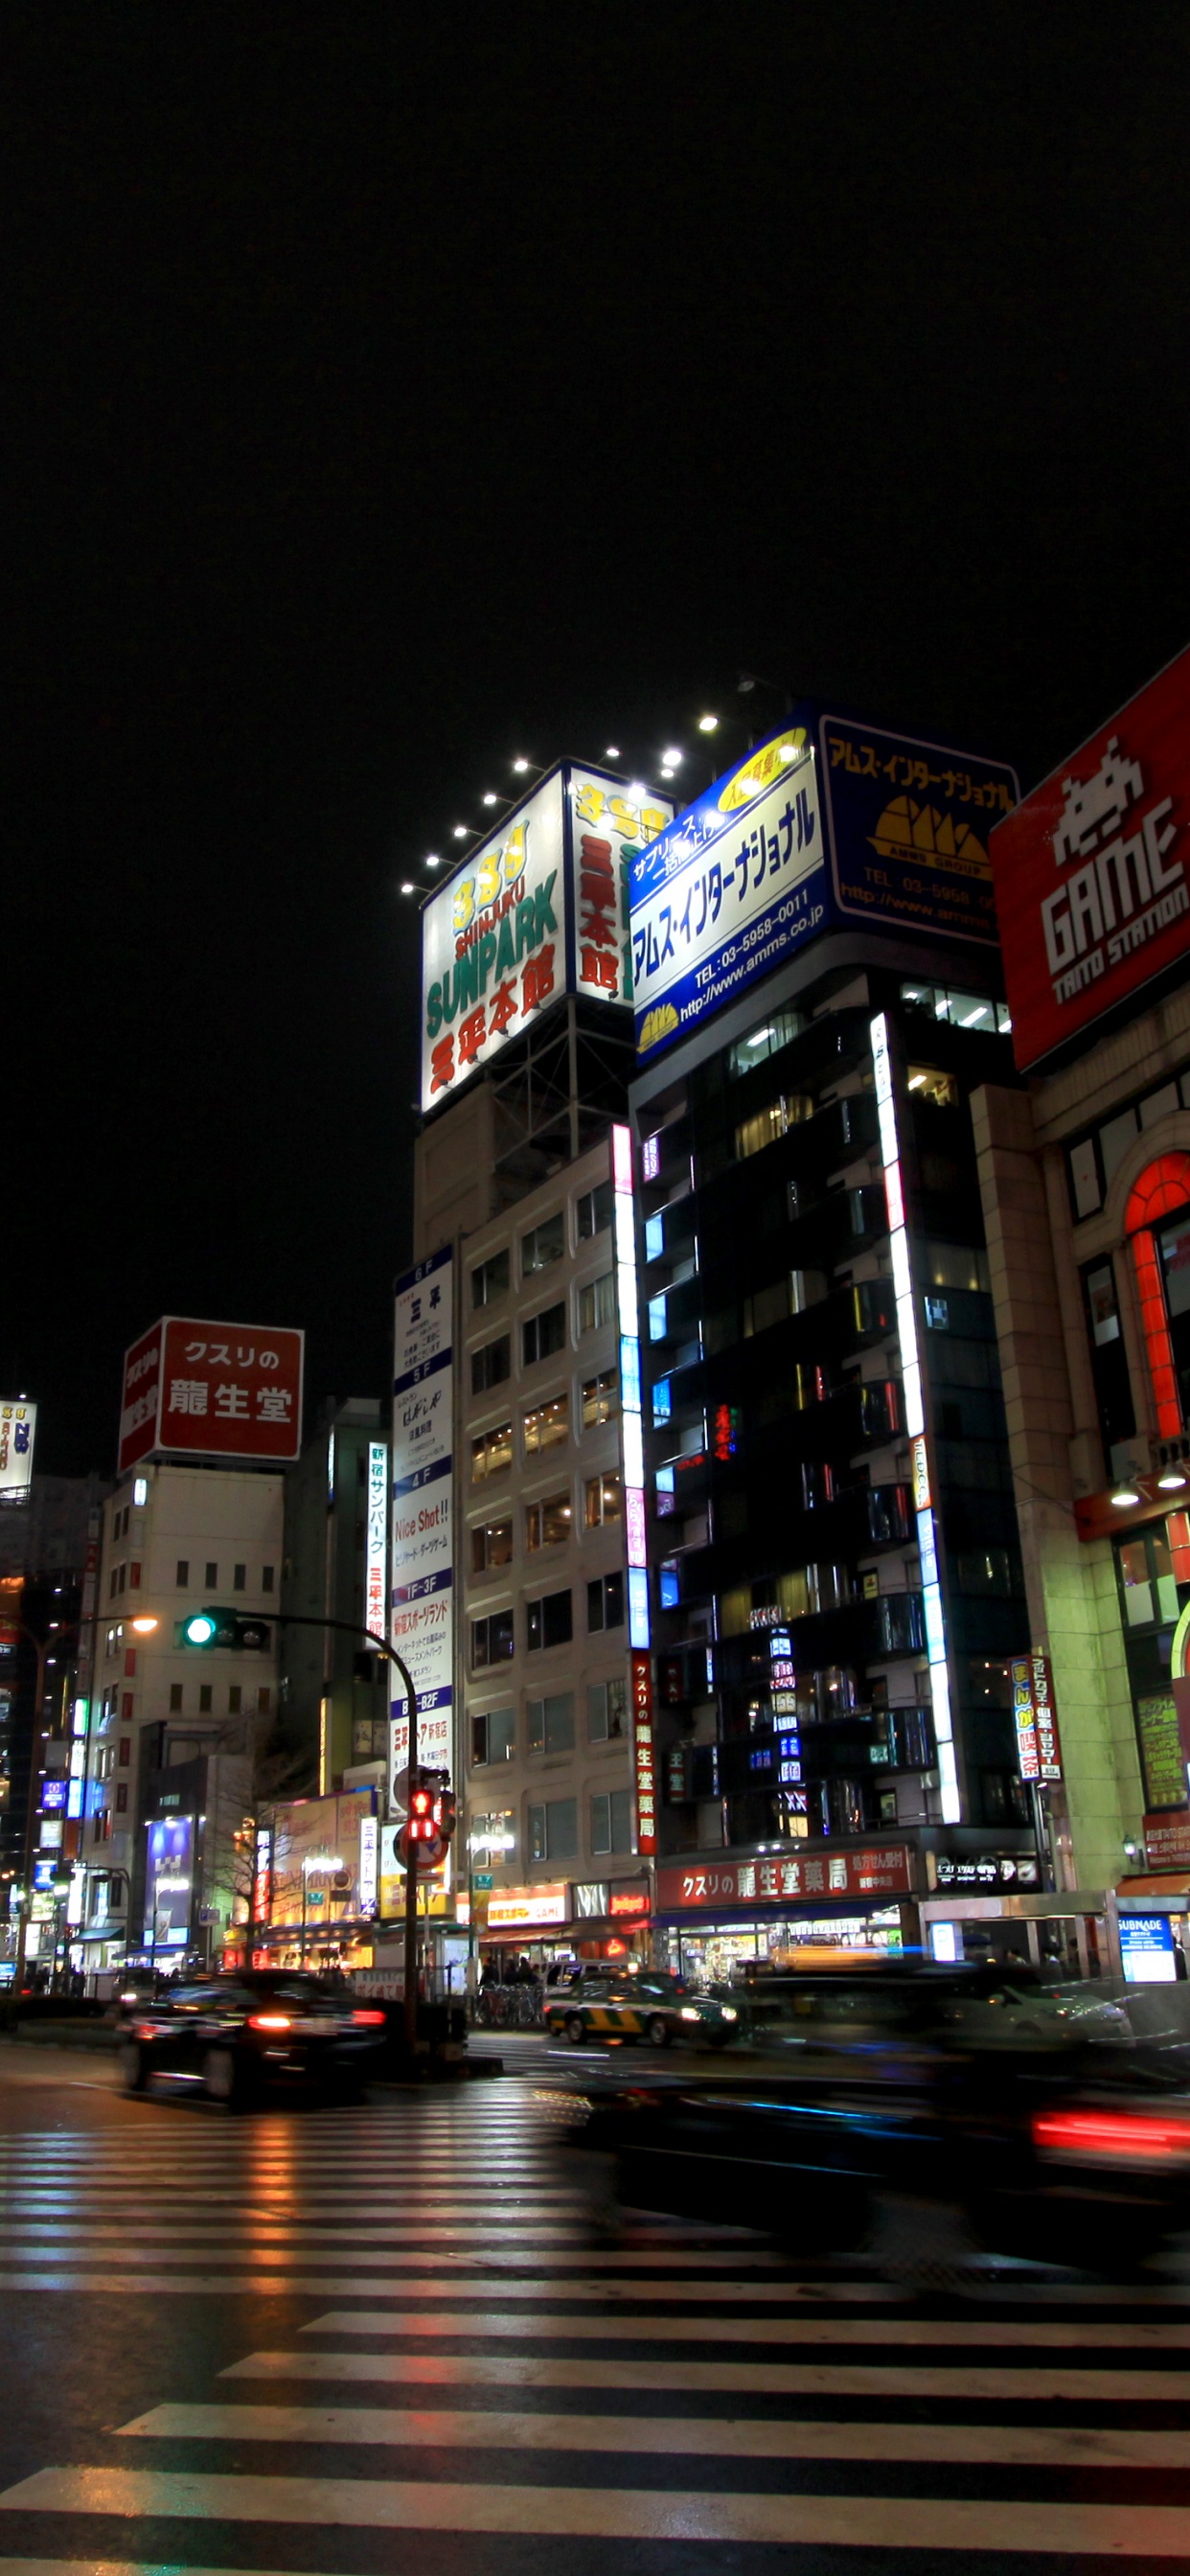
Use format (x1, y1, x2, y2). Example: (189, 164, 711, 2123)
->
(485, 1883, 568, 1931)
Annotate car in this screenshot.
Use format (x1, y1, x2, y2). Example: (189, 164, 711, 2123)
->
(118, 1968, 388, 2106)
(543, 1967, 739, 2050)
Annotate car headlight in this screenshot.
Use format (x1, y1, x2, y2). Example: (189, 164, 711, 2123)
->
(679, 2006, 700, 2021)
(721, 2006, 737, 2020)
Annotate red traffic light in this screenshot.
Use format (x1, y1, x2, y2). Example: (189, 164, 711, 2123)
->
(407, 1778, 437, 1843)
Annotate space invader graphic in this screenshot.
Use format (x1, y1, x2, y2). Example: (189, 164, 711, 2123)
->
(1052, 735, 1144, 866)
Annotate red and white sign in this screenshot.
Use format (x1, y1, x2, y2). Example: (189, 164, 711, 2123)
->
(657, 1847, 914, 1912)
(486, 1883, 568, 1931)
(118, 1316, 304, 1474)
(630, 1649, 656, 1856)
(607, 1884, 651, 1920)
(992, 644, 1190, 1071)
(1143, 1814, 1190, 1874)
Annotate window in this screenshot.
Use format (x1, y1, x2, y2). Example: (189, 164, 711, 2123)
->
(258, 1687, 271, 1714)
(1082, 1256, 1135, 1453)
(118, 1737, 131, 1769)
(591, 1788, 633, 1855)
(923, 1242, 991, 1293)
(471, 1706, 516, 1766)
(523, 1301, 566, 1367)
(587, 1571, 625, 1632)
(522, 1211, 564, 1275)
(582, 1368, 618, 1429)
(584, 1471, 622, 1528)
(588, 1677, 628, 1741)
(471, 1807, 515, 1860)
(262, 1565, 274, 1593)
(228, 1684, 242, 1714)
(906, 1067, 959, 1109)
(577, 1179, 614, 1239)
(233, 1563, 246, 1593)
(471, 1333, 512, 1395)
(471, 1421, 513, 1482)
(175, 1560, 189, 1588)
(529, 1795, 578, 1861)
(524, 1395, 568, 1456)
(471, 1610, 515, 1669)
(526, 1589, 573, 1651)
(735, 1093, 812, 1160)
(579, 1272, 616, 1334)
(726, 1008, 805, 1078)
(525, 1492, 571, 1551)
(471, 1249, 510, 1308)
(198, 1684, 213, 1714)
(901, 979, 1012, 1037)
(472, 1517, 514, 1574)
(169, 1683, 183, 1713)
(115, 1782, 128, 1813)
(204, 1561, 217, 1588)
(527, 1691, 575, 1755)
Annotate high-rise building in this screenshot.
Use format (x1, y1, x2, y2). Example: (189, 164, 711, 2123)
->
(281, 1396, 390, 1796)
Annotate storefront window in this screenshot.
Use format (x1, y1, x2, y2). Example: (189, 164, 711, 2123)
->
(1113, 1513, 1190, 1809)
(1157, 1204, 1190, 1422)
(1080, 1256, 1135, 1456)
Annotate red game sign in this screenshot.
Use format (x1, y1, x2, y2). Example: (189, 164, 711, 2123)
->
(992, 643, 1190, 1072)
(118, 1316, 304, 1473)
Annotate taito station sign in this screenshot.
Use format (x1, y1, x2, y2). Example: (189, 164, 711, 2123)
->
(992, 643, 1190, 1071)
(420, 765, 673, 1113)
(118, 1318, 304, 1474)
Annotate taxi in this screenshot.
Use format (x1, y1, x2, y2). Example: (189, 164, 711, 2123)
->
(543, 1967, 738, 2049)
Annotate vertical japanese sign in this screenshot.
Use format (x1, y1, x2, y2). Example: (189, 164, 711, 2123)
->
(0, 1401, 36, 1499)
(118, 1318, 304, 1472)
(612, 1123, 649, 1651)
(630, 1649, 657, 1856)
(365, 1440, 387, 1645)
(1012, 1651, 1062, 1782)
(390, 1249, 454, 1796)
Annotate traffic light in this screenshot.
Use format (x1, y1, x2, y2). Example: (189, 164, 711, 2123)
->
(435, 1786, 457, 1846)
(407, 1775, 436, 1846)
(178, 1607, 272, 1651)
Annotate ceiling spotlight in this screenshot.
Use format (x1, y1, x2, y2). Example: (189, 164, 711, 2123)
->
(452, 824, 469, 840)
(512, 757, 530, 773)
(605, 745, 621, 760)
(662, 747, 683, 766)
(424, 855, 440, 869)
(698, 714, 719, 733)
(1110, 1487, 1141, 1508)
(400, 881, 415, 895)
(660, 766, 676, 780)
(1158, 1470, 1187, 1490)
(482, 793, 498, 807)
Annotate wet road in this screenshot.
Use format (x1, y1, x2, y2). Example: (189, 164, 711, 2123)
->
(0, 2037, 1188, 2571)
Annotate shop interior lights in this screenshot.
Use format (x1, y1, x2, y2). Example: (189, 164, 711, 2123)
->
(871, 1014, 960, 1825)
(612, 1122, 650, 1648)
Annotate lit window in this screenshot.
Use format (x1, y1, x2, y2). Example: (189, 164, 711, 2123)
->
(524, 1395, 568, 1455)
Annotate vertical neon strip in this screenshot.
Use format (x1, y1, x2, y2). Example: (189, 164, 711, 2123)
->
(871, 1013, 959, 1822)
(1133, 1227, 1182, 1438)
(612, 1121, 650, 1647)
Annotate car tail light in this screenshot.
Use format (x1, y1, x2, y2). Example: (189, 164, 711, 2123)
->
(1033, 2105, 1190, 2163)
(351, 2009, 386, 2027)
(132, 2021, 156, 2041)
(248, 2012, 293, 2032)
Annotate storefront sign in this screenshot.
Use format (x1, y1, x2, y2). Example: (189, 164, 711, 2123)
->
(1120, 1913, 1179, 1984)
(1011, 1652, 1062, 1783)
(390, 1248, 454, 1791)
(933, 1852, 1041, 1891)
(630, 1649, 656, 1854)
(607, 1882, 651, 1920)
(118, 1318, 304, 1473)
(0, 1400, 36, 1499)
(1144, 1812, 1190, 1873)
(365, 1440, 388, 1646)
(992, 643, 1190, 1071)
(657, 1847, 913, 1911)
(486, 1882, 567, 1931)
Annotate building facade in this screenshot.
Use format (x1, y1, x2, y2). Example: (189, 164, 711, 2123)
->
(281, 1397, 390, 1798)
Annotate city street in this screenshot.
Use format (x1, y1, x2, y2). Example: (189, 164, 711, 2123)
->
(0, 2047, 1187, 2568)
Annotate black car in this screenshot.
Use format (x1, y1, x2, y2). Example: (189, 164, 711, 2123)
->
(566, 1964, 1190, 2266)
(119, 1968, 388, 2106)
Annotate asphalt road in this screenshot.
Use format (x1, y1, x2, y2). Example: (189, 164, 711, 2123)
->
(0, 2036, 1188, 2573)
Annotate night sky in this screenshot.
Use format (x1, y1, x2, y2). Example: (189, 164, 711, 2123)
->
(9, 7, 1190, 1477)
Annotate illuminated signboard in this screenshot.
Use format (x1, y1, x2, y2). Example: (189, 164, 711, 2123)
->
(630, 1649, 657, 1856)
(992, 643, 1190, 1072)
(1120, 1913, 1179, 1985)
(872, 1012, 959, 1825)
(1011, 1650, 1063, 1784)
(365, 1440, 388, 1645)
(657, 1848, 914, 1909)
(118, 1318, 304, 1474)
(612, 1123, 650, 1655)
(420, 767, 672, 1113)
(629, 712, 1017, 1065)
(0, 1401, 36, 1501)
(486, 1882, 568, 1931)
(390, 1249, 454, 1794)
(39, 1778, 68, 1815)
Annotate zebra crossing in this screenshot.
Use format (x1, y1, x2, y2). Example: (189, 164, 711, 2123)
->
(0, 2078, 1188, 2563)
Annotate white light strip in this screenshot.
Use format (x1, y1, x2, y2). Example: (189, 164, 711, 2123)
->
(612, 1123, 650, 1649)
(871, 1014, 959, 1821)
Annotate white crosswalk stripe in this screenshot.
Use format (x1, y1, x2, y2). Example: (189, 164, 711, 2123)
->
(0, 2076, 1189, 2566)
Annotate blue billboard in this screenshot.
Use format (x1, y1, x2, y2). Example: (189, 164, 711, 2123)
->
(629, 707, 1018, 1064)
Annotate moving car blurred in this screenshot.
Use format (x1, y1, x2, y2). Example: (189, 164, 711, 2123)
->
(543, 1967, 738, 2049)
(565, 1962, 1190, 2264)
(119, 1968, 387, 2105)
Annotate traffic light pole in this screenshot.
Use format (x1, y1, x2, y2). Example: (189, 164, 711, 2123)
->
(274, 1614, 423, 2052)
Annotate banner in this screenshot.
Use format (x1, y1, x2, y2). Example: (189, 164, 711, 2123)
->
(390, 1248, 454, 1795)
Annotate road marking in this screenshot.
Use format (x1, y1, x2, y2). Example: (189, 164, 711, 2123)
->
(3, 2465, 1189, 2553)
(0, 2234, 792, 2268)
(118, 2399, 1190, 2467)
(307, 2303, 1190, 2342)
(224, 2347, 1190, 2402)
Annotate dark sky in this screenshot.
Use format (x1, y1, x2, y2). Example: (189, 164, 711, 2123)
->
(9, 5, 1190, 1476)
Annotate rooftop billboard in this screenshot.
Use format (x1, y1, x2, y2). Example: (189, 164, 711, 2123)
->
(0, 1402, 36, 1502)
(420, 764, 673, 1113)
(118, 1317, 305, 1475)
(991, 643, 1190, 1073)
(629, 710, 1018, 1064)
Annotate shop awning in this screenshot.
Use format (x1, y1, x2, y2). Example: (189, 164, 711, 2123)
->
(1116, 1874, 1190, 1900)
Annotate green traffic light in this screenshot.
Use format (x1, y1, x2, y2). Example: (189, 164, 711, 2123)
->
(184, 1612, 217, 1645)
